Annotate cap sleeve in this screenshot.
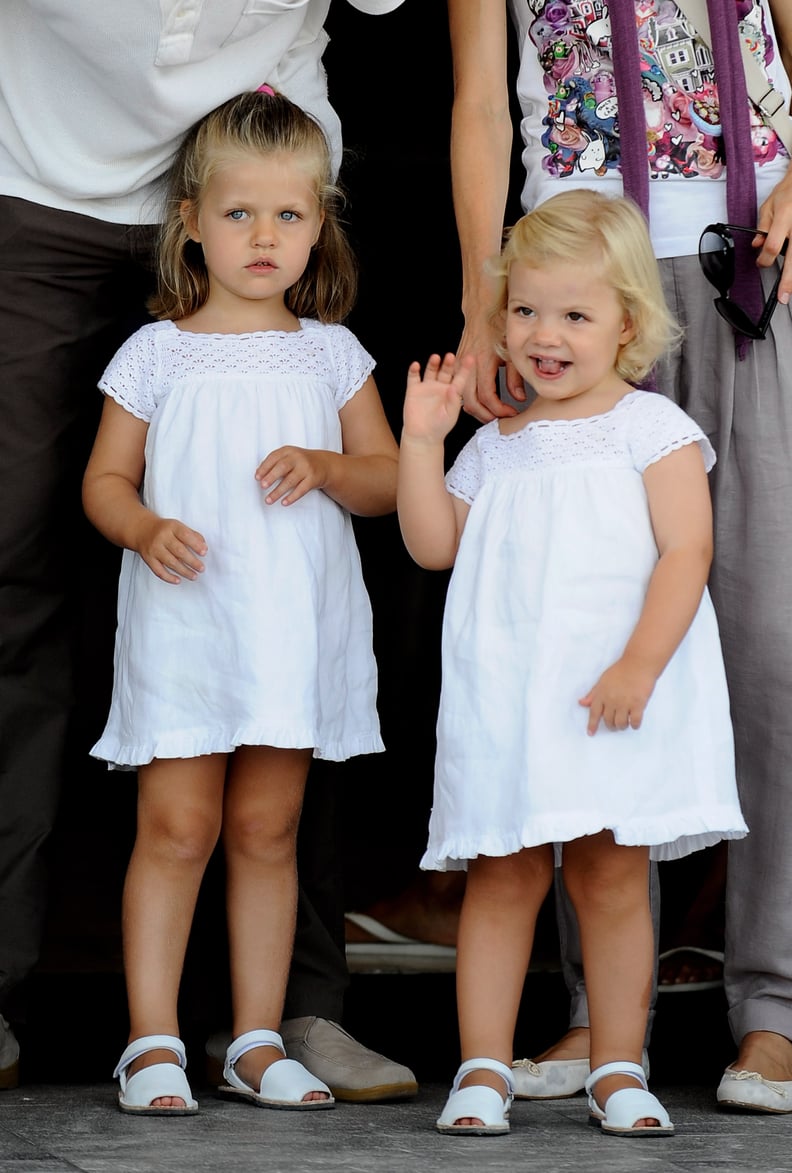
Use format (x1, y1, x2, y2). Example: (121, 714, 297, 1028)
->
(97, 325, 160, 422)
(445, 430, 486, 504)
(628, 391, 716, 474)
(321, 323, 376, 410)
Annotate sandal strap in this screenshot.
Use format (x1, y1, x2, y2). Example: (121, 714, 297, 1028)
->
(584, 1060, 647, 1096)
(113, 1034, 187, 1081)
(453, 1057, 515, 1097)
(225, 1029, 286, 1070)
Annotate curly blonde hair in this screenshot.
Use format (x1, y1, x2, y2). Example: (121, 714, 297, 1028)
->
(149, 89, 357, 323)
(488, 190, 680, 384)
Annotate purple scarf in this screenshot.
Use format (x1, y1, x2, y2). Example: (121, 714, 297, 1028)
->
(610, 0, 763, 355)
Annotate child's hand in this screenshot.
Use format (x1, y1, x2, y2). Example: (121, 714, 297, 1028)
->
(135, 516, 207, 584)
(402, 353, 474, 445)
(256, 446, 330, 505)
(578, 657, 656, 735)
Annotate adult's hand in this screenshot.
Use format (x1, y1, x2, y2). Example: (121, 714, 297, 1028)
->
(756, 168, 792, 304)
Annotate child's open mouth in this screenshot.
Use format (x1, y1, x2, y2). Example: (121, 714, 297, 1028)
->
(533, 356, 569, 375)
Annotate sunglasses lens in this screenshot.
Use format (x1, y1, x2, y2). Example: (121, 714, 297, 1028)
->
(713, 298, 762, 339)
(699, 229, 734, 294)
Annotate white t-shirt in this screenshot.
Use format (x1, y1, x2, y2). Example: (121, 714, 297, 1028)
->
(508, 0, 791, 257)
(0, 0, 403, 224)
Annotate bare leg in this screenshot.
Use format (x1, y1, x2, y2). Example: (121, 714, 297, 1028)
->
(124, 753, 227, 1107)
(530, 860, 660, 1066)
(563, 833, 657, 1126)
(734, 1032, 792, 1082)
(450, 847, 554, 1126)
(222, 745, 327, 1102)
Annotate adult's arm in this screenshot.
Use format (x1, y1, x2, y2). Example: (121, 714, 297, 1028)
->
(448, 0, 518, 421)
(755, 0, 792, 299)
(769, 0, 792, 82)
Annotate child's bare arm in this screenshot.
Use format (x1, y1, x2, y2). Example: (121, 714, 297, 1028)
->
(397, 354, 472, 569)
(580, 443, 713, 734)
(82, 397, 207, 584)
(255, 376, 398, 516)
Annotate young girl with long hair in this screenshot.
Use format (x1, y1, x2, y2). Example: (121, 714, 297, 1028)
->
(83, 88, 398, 1115)
(397, 190, 747, 1138)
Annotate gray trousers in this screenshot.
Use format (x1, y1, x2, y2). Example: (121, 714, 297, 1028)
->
(557, 254, 792, 1049)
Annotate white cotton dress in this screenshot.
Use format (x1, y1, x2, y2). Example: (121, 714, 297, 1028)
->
(420, 390, 748, 870)
(90, 318, 385, 769)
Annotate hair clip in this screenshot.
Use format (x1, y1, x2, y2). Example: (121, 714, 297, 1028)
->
(256, 84, 276, 96)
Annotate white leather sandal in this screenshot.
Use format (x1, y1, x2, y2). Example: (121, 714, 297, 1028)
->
(219, 1029, 334, 1110)
(585, 1060, 673, 1136)
(436, 1057, 514, 1135)
(113, 1034, 198, 1115)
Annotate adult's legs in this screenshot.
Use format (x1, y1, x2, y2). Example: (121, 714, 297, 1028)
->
(284, 767, 349, 1022)
(0, 197, 156, 1029)
(660, 256, 792, 1090)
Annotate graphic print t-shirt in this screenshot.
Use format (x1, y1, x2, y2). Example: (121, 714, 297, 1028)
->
(509, 0, 791, 256)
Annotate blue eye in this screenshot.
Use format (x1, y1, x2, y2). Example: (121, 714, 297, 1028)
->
(227, 209, 247, 221)
(279, 210, 298, 222)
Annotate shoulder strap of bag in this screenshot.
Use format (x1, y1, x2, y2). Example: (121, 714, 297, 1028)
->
(674, 0, 792, 156)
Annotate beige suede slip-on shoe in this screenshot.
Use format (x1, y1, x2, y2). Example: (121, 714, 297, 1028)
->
(206, 1017, 418, 1103)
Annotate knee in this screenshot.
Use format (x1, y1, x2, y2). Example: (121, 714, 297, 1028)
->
(469, 846, 554, 907)
(564, 850, 648, 919)
(138, 806, 220, 867)
(223, 807, 300, 865)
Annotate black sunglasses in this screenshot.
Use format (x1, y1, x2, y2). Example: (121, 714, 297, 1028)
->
(698, 222, 788, 340)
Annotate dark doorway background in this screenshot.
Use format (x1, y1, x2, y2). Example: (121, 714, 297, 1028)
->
(324, 0, 471, 908)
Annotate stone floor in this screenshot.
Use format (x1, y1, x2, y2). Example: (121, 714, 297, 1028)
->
(2, 1080, 792, 1173)
(3, 970, 792, 1172)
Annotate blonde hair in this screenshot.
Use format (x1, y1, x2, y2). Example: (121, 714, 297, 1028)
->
(489, 191, 680, 383)
(149, 89, 357, 323)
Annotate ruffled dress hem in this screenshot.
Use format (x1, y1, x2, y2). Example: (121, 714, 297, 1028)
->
(91, 725, 385, 770)
(420, 808, 749, 870)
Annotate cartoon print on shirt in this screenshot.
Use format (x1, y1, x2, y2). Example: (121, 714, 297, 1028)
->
(527, 0, 787, 182)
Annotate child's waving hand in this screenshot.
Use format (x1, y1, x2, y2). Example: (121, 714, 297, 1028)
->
(402, 353, 475, 445)
(398, 353, 474, 572)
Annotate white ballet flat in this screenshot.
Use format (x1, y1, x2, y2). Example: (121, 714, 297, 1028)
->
(512, 1047, 650, 1099)
(436, 1057, 514, 1135)
(219, 1029, 334, 1110)
(113, 1034, 198, 1115)
(717, 1067, 792, 1113)
(585, 1060, 673, 1136)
